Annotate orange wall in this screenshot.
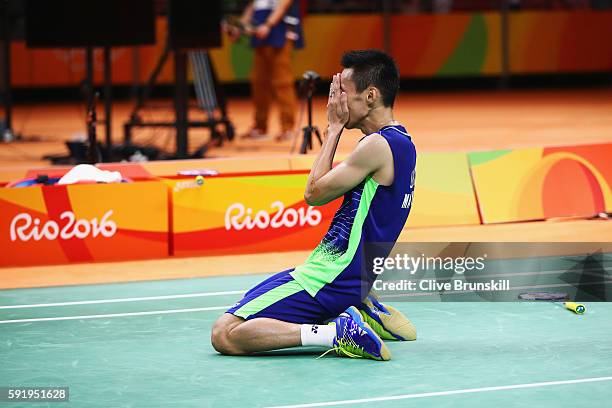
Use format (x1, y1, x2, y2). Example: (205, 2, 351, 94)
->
(8, 11, 612, 87)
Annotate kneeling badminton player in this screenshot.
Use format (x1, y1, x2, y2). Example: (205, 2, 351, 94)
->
(212, 50, 417, 361)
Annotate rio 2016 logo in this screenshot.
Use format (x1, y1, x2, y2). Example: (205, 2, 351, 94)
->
(225, 201, 322, 231)
(9, 210, 117, 242)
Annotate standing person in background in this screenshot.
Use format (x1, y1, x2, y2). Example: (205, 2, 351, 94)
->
(232, 0, 304, 141)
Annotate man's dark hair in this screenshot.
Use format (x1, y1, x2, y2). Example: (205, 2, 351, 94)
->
(341, 49, 400, 107)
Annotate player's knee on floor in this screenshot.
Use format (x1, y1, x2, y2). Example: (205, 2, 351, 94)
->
(211, 315, 247, 355)
(211, 325, 244, 356)
(210, 323, 228, 354)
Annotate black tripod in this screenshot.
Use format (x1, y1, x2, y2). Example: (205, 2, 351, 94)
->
(299, 71, 322, 154)
(85, 90, 102, 164)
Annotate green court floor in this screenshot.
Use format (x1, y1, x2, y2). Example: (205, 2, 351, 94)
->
(1, 273, 612, 407)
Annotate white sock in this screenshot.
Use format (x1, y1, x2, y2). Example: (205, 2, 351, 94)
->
(300, 324, 335, 347)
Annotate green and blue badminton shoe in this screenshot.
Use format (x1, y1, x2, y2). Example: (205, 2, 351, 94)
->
(358, 295, 417, 341)
(326, 306, 391, 361)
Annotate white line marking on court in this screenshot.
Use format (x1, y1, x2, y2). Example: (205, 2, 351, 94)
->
(0, 306, 231, 324)
(0, 290, 245, 310)
(2, 266, 608, 308)
(384, 280, 612, 298)
(265, 376, 612, 408)
(442, 267, 609, 281)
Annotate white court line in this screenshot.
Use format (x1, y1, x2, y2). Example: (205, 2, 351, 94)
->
(265, 376, 612, 408)
(0, 290, 245, 310)
(2, 266, 608, 309)
(1, 277, 608, 323)
(384, 280, 612, 298)
(0, 305, 231, 324)
(395, 266, 609, 282)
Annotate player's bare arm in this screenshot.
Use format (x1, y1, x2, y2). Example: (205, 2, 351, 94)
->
(254, 0, 293, 39)
(305, 74, 393, 206)
(305, 135, 392, 206)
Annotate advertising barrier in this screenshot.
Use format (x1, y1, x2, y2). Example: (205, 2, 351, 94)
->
(2, 142, 610, 267)
(7, 11, 612, 87)
(167, 172, 341, 256)
(407, 152, 480, 227)
(0, 181, 169, 267)
(469, 143, 612, 223)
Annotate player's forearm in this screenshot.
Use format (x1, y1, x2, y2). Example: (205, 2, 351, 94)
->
(304, 126, 343, 205)
(240, 2, 254, 25)
(264, 0, 292, 27)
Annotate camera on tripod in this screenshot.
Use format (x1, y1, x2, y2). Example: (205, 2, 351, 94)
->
(298, 70, 322, 154)
(301, 70, 320, 87)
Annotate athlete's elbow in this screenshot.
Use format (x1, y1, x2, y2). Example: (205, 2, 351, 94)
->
(304, 190, 325, 206)
(304, 191, 319, 206)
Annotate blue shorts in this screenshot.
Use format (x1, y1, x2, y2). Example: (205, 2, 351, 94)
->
(226, 269, 337, 324)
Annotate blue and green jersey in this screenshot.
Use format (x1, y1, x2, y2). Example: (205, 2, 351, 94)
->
(290, 125, 417, 314)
